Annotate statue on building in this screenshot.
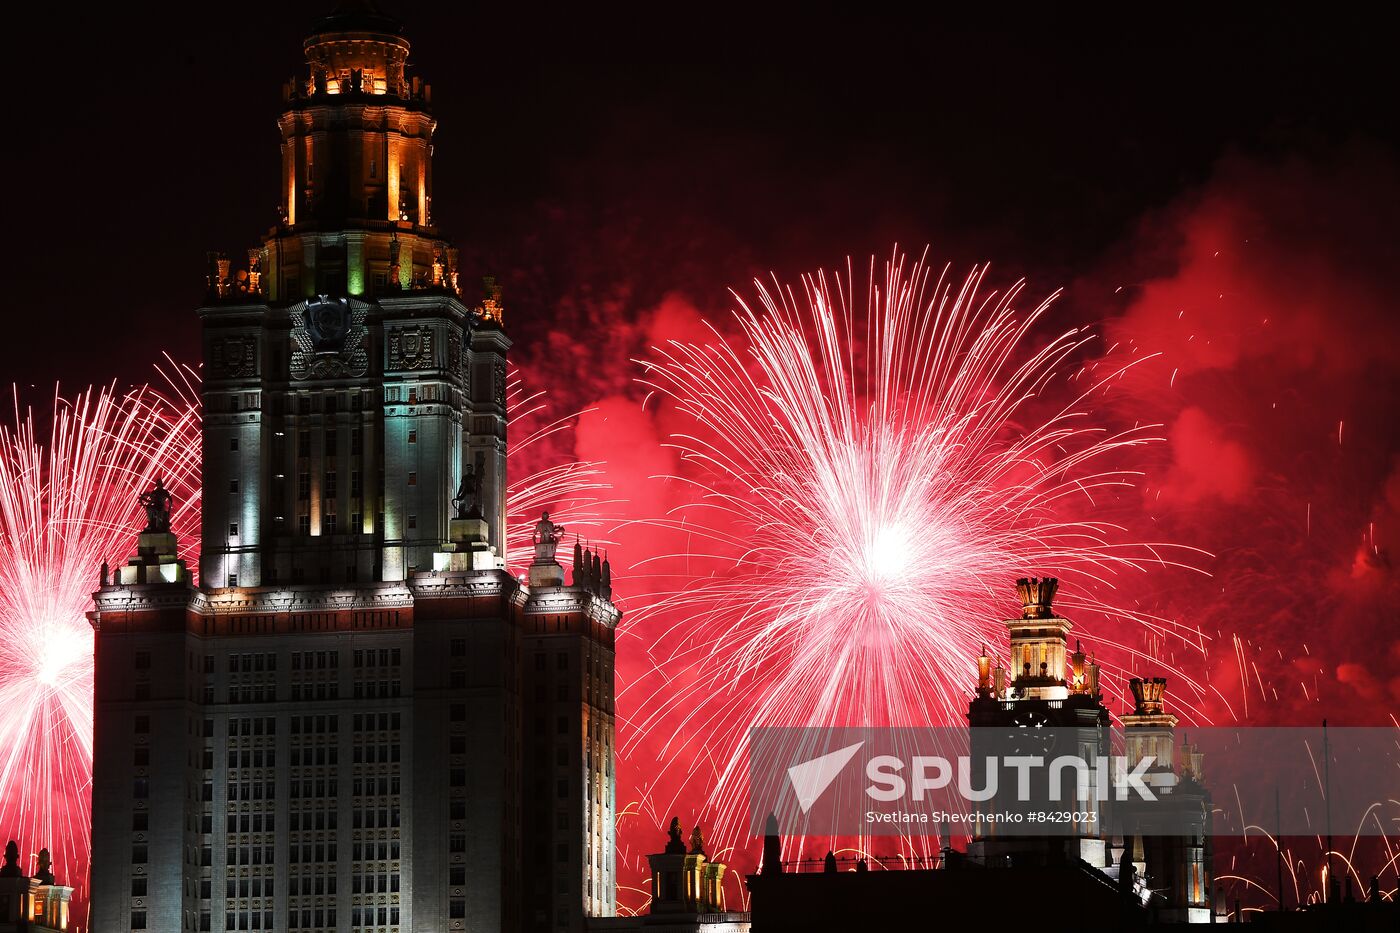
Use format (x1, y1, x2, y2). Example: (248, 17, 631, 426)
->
(689, 824, 705, 856)
(665, 818, 686, 855)
(34, 848, 54, 885)
(532, 512, 565, 564)
(138, 478, 173, 533)
(452, 465, 483, 520)
(0, 840, 18, 877)
(388, 232, 402, 290)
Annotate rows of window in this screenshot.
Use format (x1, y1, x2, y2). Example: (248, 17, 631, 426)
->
(290, 745, 339, 767)
(291, 714, 339, 735)
(351, 871, 400, 894)
(354, 680, 402, 699)
(228, 653, 277, 673)
(226, 812, 274, 833)
(288, 809, 338, 831)
(289, 842, 339, 863)
(353, 648, 402, 668)
(227, 910, 275, 930)
(288, 873, 337, 896)
(353, 712, 401, 731)
(227, 781, 277, 801)
(350, 906, 399, 926)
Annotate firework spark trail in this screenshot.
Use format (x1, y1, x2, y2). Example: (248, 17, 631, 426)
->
(621, 252, 1212, 847)
(502, 368, 616, 570)
(0, 378, 201, 894)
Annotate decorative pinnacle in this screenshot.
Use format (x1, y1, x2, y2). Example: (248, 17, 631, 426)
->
(1015, 576, 1058, 619)
(476, 275, 504, 326)
(1128, 676, 1168, 715)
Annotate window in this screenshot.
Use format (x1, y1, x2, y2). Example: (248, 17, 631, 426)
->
(298, 473, 310, 500)
(351, 429, 362, 455)
(227, 574, 238, 588)
(407, 471, 417, 486)
(134, 650, 150, 669)
(450, 865, 466, 885)
(407, 388, 418, 405)
(134, 747, 149, 766)
(407, 514, 417, 530)
(131, 910, 147, 929)
(324, 514, 337, 535)
(132, 811, 147, 831)
(229, 479, 239, 494)
(131, 877, 147, 896)
(408, 430, 417, 444)
(298, 430, 310, 456)
(132, 844, 148, 863)
(228, 523, 238, 537)
(134, 715, 150, 733)
(325, 471, 337, 496)
(299, 515, 311, 536)
(229, 438, 239, 452)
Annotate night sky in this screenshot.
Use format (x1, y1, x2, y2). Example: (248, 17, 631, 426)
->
(5, 5, 1394, 387)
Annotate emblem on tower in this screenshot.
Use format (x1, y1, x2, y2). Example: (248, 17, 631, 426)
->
(303, 295, 352, 350)
(290, 296, 369, 379)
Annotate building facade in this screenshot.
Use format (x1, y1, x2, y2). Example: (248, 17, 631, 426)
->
(88, 6, 618, 933)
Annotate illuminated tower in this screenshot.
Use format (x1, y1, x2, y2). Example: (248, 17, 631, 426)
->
(89, 6, 619, 933)
(200, 0, 507, 588)
(967, 577, 1111, 868)
(1117, 679, 1213, 924)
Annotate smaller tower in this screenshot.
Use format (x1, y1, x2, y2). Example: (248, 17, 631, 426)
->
(1122, 678, 1178, 794)
(1115, 678, 1214, 923)
(1006, 576, 1072, 699)
(967, 577, 1110, 868)
(647, 819, 729, 916)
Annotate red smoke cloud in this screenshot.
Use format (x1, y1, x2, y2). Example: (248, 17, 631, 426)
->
(1095, 145, 1400, 728)
(502, 145, 1399, 909)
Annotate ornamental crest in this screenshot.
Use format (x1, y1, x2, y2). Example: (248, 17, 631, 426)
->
(388, 326, 434, 371)
(211, 335, 257, 378)
(289, 295, 369, 380)
(447, 329, 463, 377)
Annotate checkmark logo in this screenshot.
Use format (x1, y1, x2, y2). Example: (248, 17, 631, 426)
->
(786, 741, 864, 813)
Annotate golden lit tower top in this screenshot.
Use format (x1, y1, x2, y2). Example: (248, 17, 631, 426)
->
(1006, 576, 1072, 699)
(250, 0, 460, 301)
